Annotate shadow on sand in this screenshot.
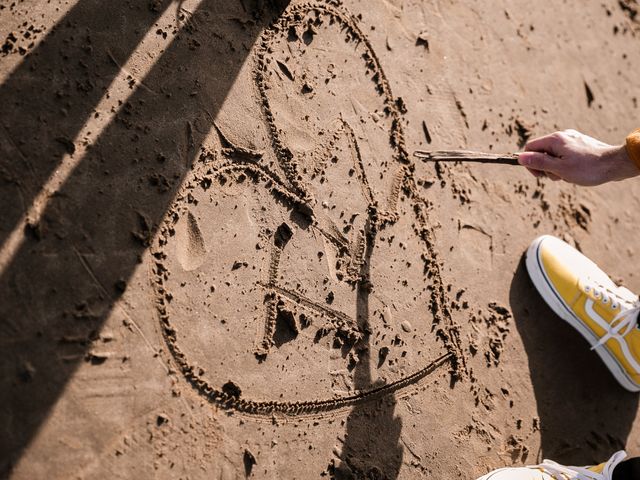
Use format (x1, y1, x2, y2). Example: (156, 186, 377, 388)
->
(0, 0, 289, 474)
(332, 221, 403, 480)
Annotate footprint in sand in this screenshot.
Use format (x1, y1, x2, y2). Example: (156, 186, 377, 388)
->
(174, 210, 208, 272)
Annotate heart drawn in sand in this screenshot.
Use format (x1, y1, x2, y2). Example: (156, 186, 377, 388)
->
(151, 1, 464, 416)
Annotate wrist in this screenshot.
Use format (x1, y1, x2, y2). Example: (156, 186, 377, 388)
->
(601, 145, 639, 182)
(626, 128, 640, 173)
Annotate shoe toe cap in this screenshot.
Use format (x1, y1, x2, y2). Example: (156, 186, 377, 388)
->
(528, 235, 612, 288)
(528, 235, 582, 295)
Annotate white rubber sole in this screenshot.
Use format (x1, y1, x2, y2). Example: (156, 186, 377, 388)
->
(475, 469, 532, 480)
(525, 235, 640, 393)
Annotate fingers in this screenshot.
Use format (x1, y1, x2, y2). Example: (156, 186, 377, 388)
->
(518, 151, 559, 173)
(524, 132, 563, 155)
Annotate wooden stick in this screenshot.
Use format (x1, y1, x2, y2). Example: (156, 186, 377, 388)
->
(413, 150, 520, 166)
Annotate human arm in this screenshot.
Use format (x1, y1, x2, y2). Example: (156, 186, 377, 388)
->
(517, 129, 640, 186)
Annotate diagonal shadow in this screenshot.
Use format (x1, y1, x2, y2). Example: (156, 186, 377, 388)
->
(0, 0, 175, 247)
(509, 254, 639, 466)
(0, 0, 290, 475)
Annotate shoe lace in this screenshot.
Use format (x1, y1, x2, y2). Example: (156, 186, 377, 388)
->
(585, 284, 640, 350)
(533, 451, 627, 480)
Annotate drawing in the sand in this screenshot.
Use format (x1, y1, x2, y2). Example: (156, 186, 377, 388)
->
(151, 1, 465, 415)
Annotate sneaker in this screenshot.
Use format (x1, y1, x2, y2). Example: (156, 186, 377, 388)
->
(476, 450, 627, 479)
(526, 235, 640, 392)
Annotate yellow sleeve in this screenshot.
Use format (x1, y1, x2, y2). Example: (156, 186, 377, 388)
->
(626, 128, 640, 169)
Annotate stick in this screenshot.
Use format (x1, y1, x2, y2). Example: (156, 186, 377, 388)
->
(413, 150, 520, 166)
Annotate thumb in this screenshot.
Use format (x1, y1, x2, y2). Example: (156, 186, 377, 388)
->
(518, 151, 558, 172)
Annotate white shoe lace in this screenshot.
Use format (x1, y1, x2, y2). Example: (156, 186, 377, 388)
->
(584, 284, 640, 351)
(533, 450, 627, 480)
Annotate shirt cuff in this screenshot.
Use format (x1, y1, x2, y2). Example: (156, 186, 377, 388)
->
(625, 128, 640, 169)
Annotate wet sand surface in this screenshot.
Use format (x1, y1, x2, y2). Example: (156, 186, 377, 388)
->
(1, 0, 640, 478)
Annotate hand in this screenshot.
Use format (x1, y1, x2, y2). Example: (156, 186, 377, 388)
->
(517, 129, 639, 186)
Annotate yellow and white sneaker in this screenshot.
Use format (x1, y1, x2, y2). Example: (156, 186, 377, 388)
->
(477, 450, 627, 479)
(526, 235, 640, 392)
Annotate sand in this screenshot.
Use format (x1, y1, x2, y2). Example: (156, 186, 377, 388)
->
(1, 0, 640, 478)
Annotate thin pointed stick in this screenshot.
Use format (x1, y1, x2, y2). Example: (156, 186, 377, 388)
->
(413, 150, 520, 166)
